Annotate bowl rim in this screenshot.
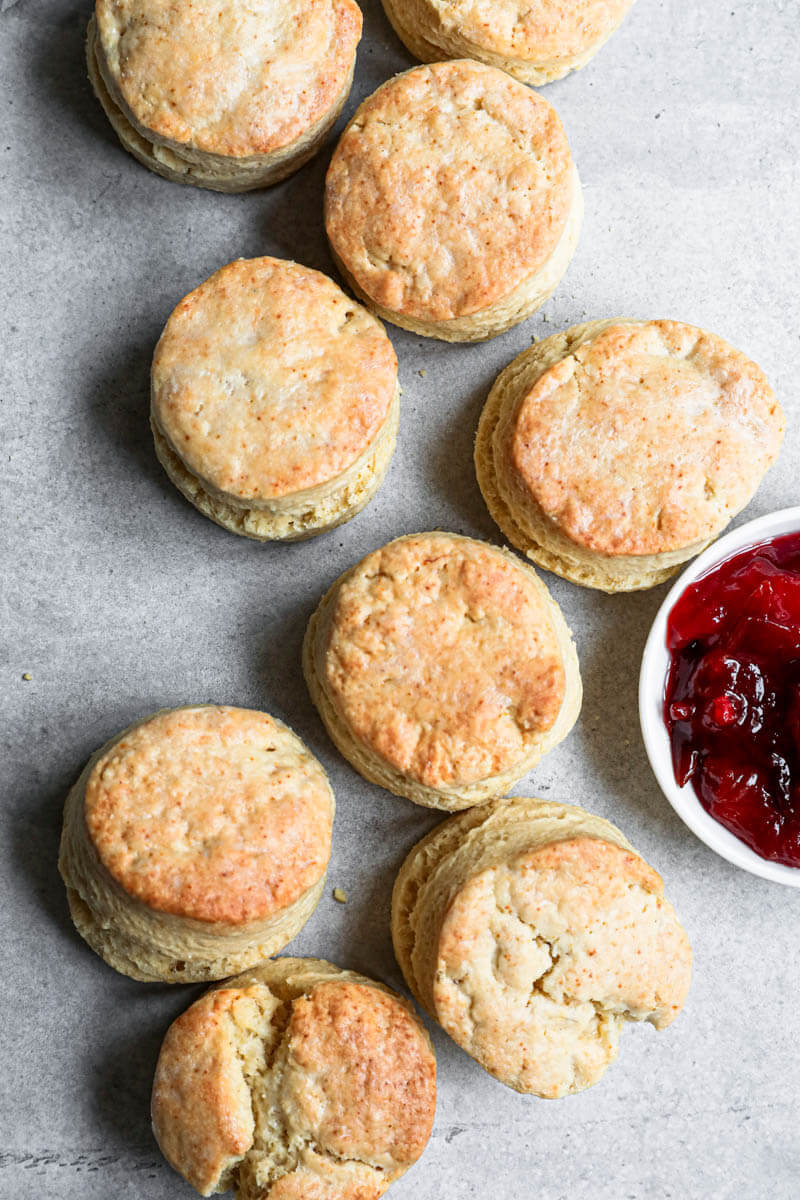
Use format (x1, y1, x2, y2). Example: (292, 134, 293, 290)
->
(639, 506, 800, 888)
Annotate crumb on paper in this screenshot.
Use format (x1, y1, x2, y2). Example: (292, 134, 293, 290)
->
(22, 673, 32, 681)
(418, 368, 426, 377)
(333, 887, 347, 904)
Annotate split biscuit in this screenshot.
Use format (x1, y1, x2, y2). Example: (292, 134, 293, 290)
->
(325, 60, 582, 342)
(59, 706, 334, 982)
(303, 532, 581, 810)
(392, 796, 692, 1097)
(476, 319, 784, 591)
(151, 957, 436, 1198)
(380, 0, 637, 86)
(87, 0, 362, 191)
(151, 258, 400, 542)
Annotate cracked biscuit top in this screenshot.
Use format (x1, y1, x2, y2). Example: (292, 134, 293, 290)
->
(94, 0, 362, 157)
(325, 60, 575, 322)
(502, 320, 783, 556)
(423, 0, 635, 62)
(434, 836, 692, 1097)
(152, 961, 436, 1198)
(318, 533, 567, 788)
(151, 258, 398, 501)
(83, 707, 333, 924)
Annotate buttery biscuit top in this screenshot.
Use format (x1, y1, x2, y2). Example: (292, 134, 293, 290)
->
(83, 707, 333, 924)
(325, 60, 574, 322)
(152, 974, 436, 1197)
(94, 0, 362, 157)
(151, 258, 398, 500)
(319, 534, 567, 788)
(279, 982, 434, 1175)
(425, 0, 635, 61)
(505, 320, 783, 556)
(434, 837, 692, 1097)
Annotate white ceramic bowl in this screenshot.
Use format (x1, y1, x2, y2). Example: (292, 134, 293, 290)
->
(639, 506, 800, 887)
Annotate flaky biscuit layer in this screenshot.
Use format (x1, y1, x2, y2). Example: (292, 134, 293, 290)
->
(325, 61, 581, 341)
(59, 707, 334, 982)
(151, 258, 400, 540)
(152, 393, 399, 543)
(392, 797, 692, 1097)
(304, 532, 581, 810)
(475, 319, 784, 591)
(380, 0, 636, 85)
(152, 958, 436, 1198)
(87, 0, 361, 191)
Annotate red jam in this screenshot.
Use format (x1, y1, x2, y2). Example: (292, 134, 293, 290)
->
(664, 531, 800, 867)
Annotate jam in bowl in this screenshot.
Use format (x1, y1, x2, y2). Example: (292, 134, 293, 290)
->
(664, 532, 800, 867)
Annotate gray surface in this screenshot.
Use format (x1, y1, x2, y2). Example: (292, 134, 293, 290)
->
(2, 0, 800, 1196)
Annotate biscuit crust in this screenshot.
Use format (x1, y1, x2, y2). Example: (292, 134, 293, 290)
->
(392, 797, 692, 1097)
(151, 259, 400, 540)
(58, 707, 335, 981)
(152, 958, 436, 1199)
(88, 0, 361, 190)
(325, 61, 581, 341)
(476, 319, 784, 591)
(303, 532, 581, 810)
(380, 0, 636, 85)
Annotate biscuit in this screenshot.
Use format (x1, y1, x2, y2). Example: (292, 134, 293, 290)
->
(476, 319, 784, 591)
(303, 532, 581, 810)
(325, 61, 582, 342)
(380, 0, 637, 86)
(58, 707, 334, 982)
(151, 957, 436, 1199)
(392, 797, 692, 1097)
(87, 0, 362, 192)
(151, 258, 400, 542)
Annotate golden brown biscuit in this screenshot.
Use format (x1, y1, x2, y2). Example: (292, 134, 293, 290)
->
(151, 258, 400, 542)
(87, 0, 362, 191)
(58, 707, 334, 982)
(151, 957, 436, 1199)
(380, 0, 637, 85)
(303, 532, 581, 810)
(476, 319, 784, 591)
(392, 797, 692, 1097)
(325, 61, 582, 342)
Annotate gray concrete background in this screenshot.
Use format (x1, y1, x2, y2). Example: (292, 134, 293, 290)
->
(2, 1, 799, 1196)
